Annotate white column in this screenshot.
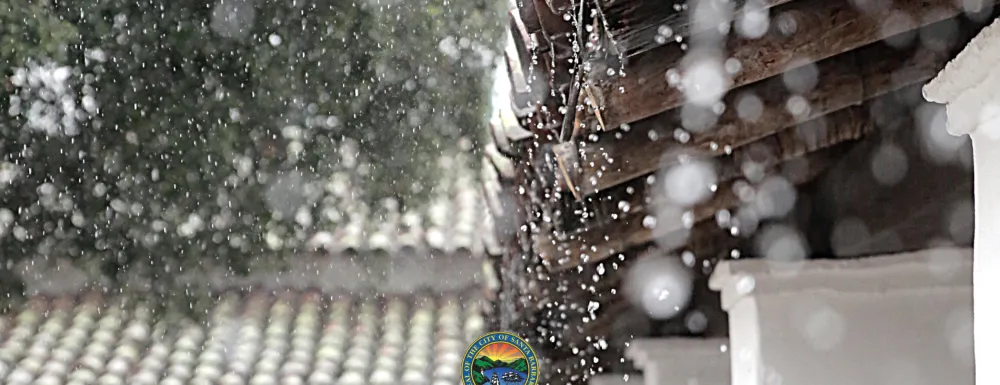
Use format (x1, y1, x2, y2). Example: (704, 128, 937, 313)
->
(624, 338, 730, 385)
(924, 21, 1000, 383)
(709, 249, 973, 385)
(971, 130, 1000, 385)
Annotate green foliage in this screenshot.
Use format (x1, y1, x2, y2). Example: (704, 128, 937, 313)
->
(0, 0, 503, 301)
(0, 0, 78, 67)
(473, 371, 488, 385)
(509, 358, 528, 372)
(474, 356, 497, 371)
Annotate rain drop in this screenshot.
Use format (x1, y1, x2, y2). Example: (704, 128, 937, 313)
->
(268, 33, 283, 46)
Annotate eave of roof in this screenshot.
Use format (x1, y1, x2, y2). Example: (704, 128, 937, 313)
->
(925, 16, 1000, 105)
(924, 17, 1000, 136)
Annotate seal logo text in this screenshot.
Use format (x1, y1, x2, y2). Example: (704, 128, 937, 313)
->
(462, 332, 540, 385)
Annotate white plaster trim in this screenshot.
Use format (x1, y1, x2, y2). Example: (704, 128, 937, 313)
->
(925, 17, 1000, 108)
(941, 64, 1000, 136)
(709, 248, 972, 310)
(625, 338, 729, 370)
(588, 374, 643, 385)
(625, 338, 730, 385)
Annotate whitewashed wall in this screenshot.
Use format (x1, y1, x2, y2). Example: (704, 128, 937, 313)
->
(710, 249, 973, 385)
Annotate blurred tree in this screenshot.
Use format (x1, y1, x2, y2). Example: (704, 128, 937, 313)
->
(0, 0, 502, 303)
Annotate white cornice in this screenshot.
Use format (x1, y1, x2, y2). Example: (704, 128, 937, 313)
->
(924, 17, 1000, 136)
(925, 17, 1000, 104)
(624, 338, 730, 385)
(709, 248, 972, 310)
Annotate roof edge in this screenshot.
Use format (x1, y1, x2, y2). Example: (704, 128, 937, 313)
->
(924, 16, 1000, 104)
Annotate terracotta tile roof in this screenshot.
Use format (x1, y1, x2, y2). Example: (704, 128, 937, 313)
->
(308, 155, 488, 259)
(0, 290, 485, 385)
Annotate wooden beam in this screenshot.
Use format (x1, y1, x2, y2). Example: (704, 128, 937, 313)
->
(545, 0, 573, 15)
(515, 0, 543, 34)
(536, 104, 873, 272)
(509, 9, 533, 56)
(504, 32, 532, 92)
(489, 121, 513, 156)
(589, 0, 990, 132)
(560, 0, 804, 58)
(505, 8, 574, 134)
(578, 22, 966, 194)
(505, 45, 550, 121)
(508, 11, 539, 89)
(525, 0, 579, 114)
(485, 144, 517, 182)
(597, 0, 798, 58)
(534, 0, 575, 36)
(511, 0, 574, 43)
(505, 119, 535, 142)
(481, 167, 523, 248)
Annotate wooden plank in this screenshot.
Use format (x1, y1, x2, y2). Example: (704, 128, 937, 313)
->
(509, 9, 534, 58)
(598, 0, 776, 56)
(505, 10, 575, 135)
(511, 0, 574, 43)
(481, 161, 505, 218)
(508, 11, 539, 90)
(505, 118, 535, 142)
(490, 120, 514, 156)
(536, 105, 873, 271)
(545, 0, 573, 15)
(515, 0, 543, 34)
(578, 24, 964, 194)
(507, 7, 571, 106)
(504, 33, 532, 94)
(597, 0, 797, 57)
(544, 0, 800, 58)
(534, 0, 576, 36)
(485, 144, 518, 181)
(506, 12, 553, 123)
(589, 0, 989, 132)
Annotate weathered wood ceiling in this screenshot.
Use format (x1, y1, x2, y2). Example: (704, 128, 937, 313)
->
(481, 0, 994, 383)
(490, 0, 996, 271)
(587, 0, 984, 130)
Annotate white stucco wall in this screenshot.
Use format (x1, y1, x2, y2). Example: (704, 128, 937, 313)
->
(710, 249, 973, 385)
(925, 18, 1000, 384)
(969, 132, 1000, 385)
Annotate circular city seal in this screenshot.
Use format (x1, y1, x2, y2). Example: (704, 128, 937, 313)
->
(463, 331, 540, 385)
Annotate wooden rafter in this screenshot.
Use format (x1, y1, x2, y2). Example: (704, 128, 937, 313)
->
(576, 17, 974, 194)
(535, 98, 882, 271)
(587, 0, 995, 132)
